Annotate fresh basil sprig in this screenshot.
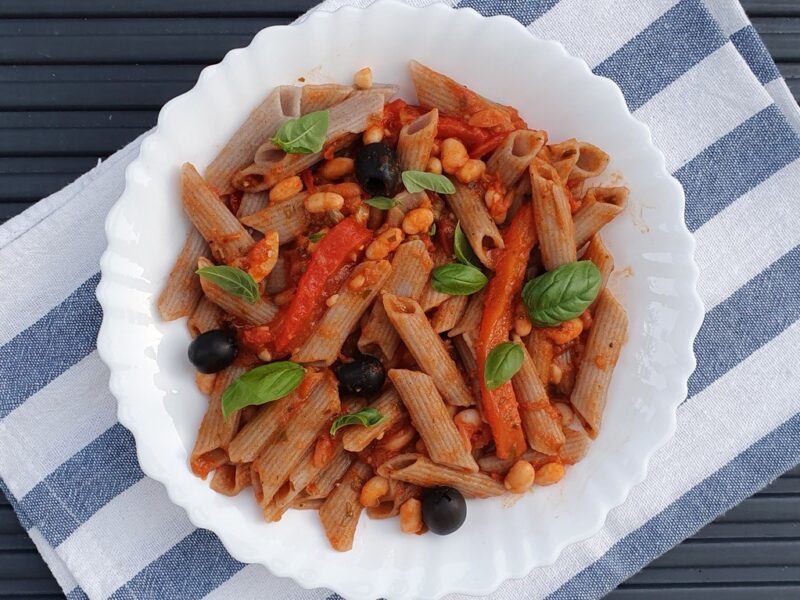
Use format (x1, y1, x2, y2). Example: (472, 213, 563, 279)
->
(330, 407, 386, 436)
(401, 171, 456, 195)
(522, 261, 601, 327)
(364, 196, 397, 210)
(308, 231, 326, 243)
(271, 110, 329, 154)
(196, 265, 259, 304)
(484, 342, 524, 390)
(431, 263, 487, 295)
(221, 361, 305, 419)
(453, 222, 480, 268)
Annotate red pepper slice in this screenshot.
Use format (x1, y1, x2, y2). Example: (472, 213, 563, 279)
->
(476, 203, 537, 459)
(272, 217, 372, 354)
(436, 115, 491, 150)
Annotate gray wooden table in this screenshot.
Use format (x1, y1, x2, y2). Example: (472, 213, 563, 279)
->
(1, 1, 798, 598)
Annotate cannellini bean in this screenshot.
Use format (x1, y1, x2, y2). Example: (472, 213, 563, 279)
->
(318, 157, 355, 180)
(554, 403, 574, 426)
(349, 274, 366, 291)
(542, 318, 583, 345)
(381, 424, 416, 451)
(549, 363, 563, 385)
(365, 227, 404, 260)
(269, 175, 303, 203)
(426, 156, 443, 174)
(399, 498, 424, 534)
(456, 159, 486, 184)
(363, 125, 384, 145)
(246, 231, 280, 282)
(513, 313, 532, 337)
(535, 462, 566, 486)
(402, 207, 435, 235)
(326, 294, 340, 307)
(305, 192, 344, 213)
(504, 460, 535, 494)
(359, 475, 389, 507)
(440, 138, 469, 174)
(353, 67, 373, 90)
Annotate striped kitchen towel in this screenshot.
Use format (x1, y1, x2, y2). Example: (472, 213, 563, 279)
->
(1, 0, 799, 598)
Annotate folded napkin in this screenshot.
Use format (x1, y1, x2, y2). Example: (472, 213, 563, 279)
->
(1, 0, 799, 598)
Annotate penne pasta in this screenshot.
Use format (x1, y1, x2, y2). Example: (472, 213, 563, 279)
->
(545, 139, 580, 183)
(570, 141, 610, 182)
(293, 260, 392, 365)
(389, 369, 478, 472)
(583, 234, 614, 297)
(237, 191, 268, 219)
(197, 257, 278, 325)
(445, 181, 504, 268)
(487, 129, 546, 189)
(341, 388, 405, 452)
(210, 462, 252, 496)
(187, 296, 225, 337)
(378, 454, 505, 498)
(419, 248, 452, 312)
(573, 186, 628, 248)
(526, 328, 555, 386)
(385, 190, 428, 227)
(305, 445, 355, 500)
(157, 228, 209, 321)
(383, 294, 474, 407)
(301, 83, 353, 113)
(358, 240, 433, 358)
(554, 346, 579, 397)
(291, 497, 325, 511)
(570, 289, 627, 437)
(530, 158, 576, 270)
(448, 291, 484, 338)
(560, 424, 592, 465)
(367, 480, 420, 520)
(318, 460, 373, 552)
(397, 109, 439, 171)
(205, 86, 302, 195)
(430, 294, 469, 334)
(239, 192, 308, 242)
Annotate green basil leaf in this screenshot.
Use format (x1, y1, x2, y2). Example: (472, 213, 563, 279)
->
(428, 222, 437, 237)
(453, 222, 480, 268)
(196, 265, 259, 304)
(270, 110, 329, 154)
(308, 231, 326, 243)
(484, 342, 524, 390)
(522, 261, 601, 327)
(221, 361, 306, 420)
(365, 196, 397, 210)
(431, 263, 488, 295)
(401, 171, 456, 194)
(330, 407, 387, 436)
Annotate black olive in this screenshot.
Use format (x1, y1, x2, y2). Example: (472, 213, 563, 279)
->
(422, 486, 467, 535)
(188, 329, 238, 374)
(354, 143, 401, 196)
(334, 354, 386, 396)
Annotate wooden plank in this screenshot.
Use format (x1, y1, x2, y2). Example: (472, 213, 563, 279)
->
(751, 18, 800, 62)
(609, 587, 800, 599)
(628, 565, 800, 585)
(648, 540, 800, 568)
(717, 497, 800, 522)
(694, 520, 800, 539)
(777, 63, 800, 99)
(742, 0, 800, 18)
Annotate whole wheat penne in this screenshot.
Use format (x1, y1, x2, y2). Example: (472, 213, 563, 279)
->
(452, 334, 479, 396)
(182, 163, 254, 262)
(237, 191, 268, 219)
(239, 192, 308, 241)
(210, 462, 252, 496)
(305, 445, 355, 500)
(554, 346, 579, 396)
(487, 129, 546, 189)
(158, 228, 209, 321)
(293, 260, 392, 365)
(197, 257, 278, 325)
(301, 84, 353, 113)
(397, 109, 438, 171)
(573, 187, 628, 248)
(370, 83, 400, 101)
(477, 449, 540, 474)
(291, 497, 325, 511)
(419, 248, 452, 312)
(227, 371, 324, 463)
(383, 294, 474, 407)
(358, 240, 433, 358)
(511, 336, 565, 455)
(526, 328, 555, 386)
(505, 174, 532, 224)
(389, 369, 478, 472)
(570, 141, 610, 182)
(341, 389, 405, 452)
(448, 291, 484, 338)
(195, 372, 216, 395)
(546, 139, 579, 183)
(319, 460, 373, 552)
(570, 289, 627, 437)
(187, 296, 225, 337)
(190, 364, 247, 479)
(234, 92, 385, 192)
(530, 158, 576, 270)
(378, 453, 505, 498)
(264, 255, 289, 294)
(431, 294, 469, 334)
(265, 442, 335, 522)
(205, 86, 301, 194)
(446, 181, 504, 268)
(560, 424, 592, 464)
(583, 234, 614, 299)
(367, 480, 421, 520)
(252, 371, 340, 507)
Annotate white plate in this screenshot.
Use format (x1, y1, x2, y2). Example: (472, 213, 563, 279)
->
(96, 2, 703, 599)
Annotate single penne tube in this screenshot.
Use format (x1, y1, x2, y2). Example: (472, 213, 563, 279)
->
(182, 163, 254, 262)
(210, 462, 252, 496)
(453, 334, 479, 396)
(530, 158, 576, 270)
(445, 181, 504, 268)
(197, 257, 278, 325)
(252, 371, 340, 507)
(264, 255, 289, 294)
(293, 260, 392, 365)
(560, 424, 592, 464)
(319, 460, 373, 552)
(290, 496, 325, 511)
(546, 138, 579, 183)
(511, 335, 565, 455)
(486, 129, 547, 189)
(383, 294, 474, 407)
(157, 228, 209, 321)
(389, 369, 478, 472)
(431, 295, 469, 334)
(504, 174, 532, 224)
(570, 141, 610, 182)
(418, 248, 452, 313)
(301, 83, 353, 113)
(570, 289, 627, 437)
(239, 192, 308, 241)
(397, 108, 438, 172)
(358, 240, 433, 359)
(341, 388, 406, 452)
(384, 191, 428, 227)
(265, 443, 332, 522)
(367, 480, 420, 520)
(187, 296, 225, 337)
(448, 291, 484, 338)
(573, 186, 628, 248)
(196, 372, 216, 395)
(205, 86, 301, 194)
(190, 364, 247, 479)
(305, 445, 355, 500)
(554, 346, 579, 397)
(227, 371, 324, 463)
(378, 453, 505, 498)
(234, 92, 385, 192)
(526, 327, 555, 386)
(237, 191, 268, 219)
(583, 234, 614, 298)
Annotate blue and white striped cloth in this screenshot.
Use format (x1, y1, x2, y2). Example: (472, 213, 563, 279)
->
(1, 0, 798, 598)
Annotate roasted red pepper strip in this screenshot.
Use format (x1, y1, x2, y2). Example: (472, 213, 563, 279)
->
(476, 203, 537, 459)
(436, 115, 491, 150)
(272, 217, 372, 354)
(469, 132, 511, 159)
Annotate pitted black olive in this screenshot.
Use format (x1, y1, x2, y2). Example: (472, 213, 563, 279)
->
(188, 329, 238, 374)
(422, 486, 467, 535)
(354, 143, 401, 197)
(334, 354, 386, 397)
